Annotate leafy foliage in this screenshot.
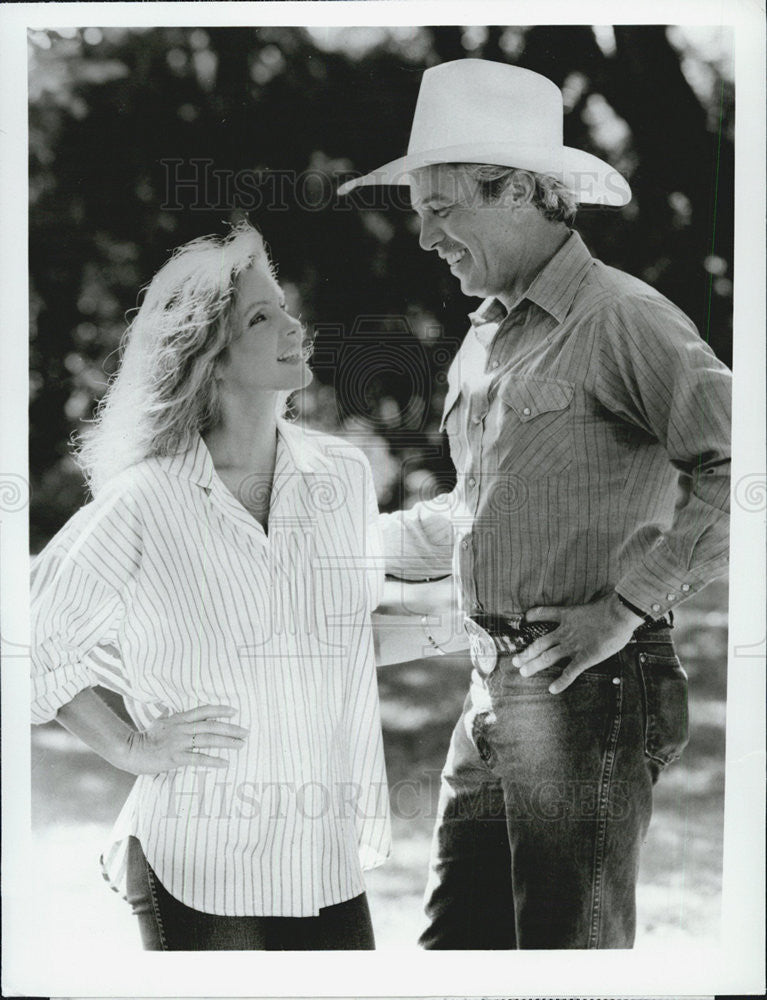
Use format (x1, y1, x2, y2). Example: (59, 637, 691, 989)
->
(29, 26, 734, 550)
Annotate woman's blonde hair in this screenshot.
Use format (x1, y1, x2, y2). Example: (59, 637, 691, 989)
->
(76, 221, 275, 494)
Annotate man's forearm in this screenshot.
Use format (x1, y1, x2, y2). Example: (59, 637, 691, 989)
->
(55, 687, 136, 771)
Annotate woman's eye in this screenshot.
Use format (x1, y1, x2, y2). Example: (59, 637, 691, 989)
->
(249, 313, 266, 326)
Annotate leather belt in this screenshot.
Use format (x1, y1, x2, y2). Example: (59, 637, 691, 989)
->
(464, 611, 673, 676)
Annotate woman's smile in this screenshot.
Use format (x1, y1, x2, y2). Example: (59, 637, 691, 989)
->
(222, 263, 314, 392)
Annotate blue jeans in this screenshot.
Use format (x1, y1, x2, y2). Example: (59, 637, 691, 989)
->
(125, 836, 375, 950)
(419, 628, 688, 949)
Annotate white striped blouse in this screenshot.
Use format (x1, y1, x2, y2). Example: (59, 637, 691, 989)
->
(31, 420, 391, 917)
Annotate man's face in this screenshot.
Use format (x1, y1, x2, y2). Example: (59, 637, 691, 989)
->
(410, 164, 533, 302)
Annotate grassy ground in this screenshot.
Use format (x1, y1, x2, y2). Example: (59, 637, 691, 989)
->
(29, 578, 727, 955)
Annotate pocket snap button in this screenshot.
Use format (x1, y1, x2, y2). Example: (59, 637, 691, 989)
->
(612, 677, 621, 685)
(639, 653, 647, 663)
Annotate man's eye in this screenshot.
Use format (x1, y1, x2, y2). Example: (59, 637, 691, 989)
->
(433, 206, 451, 218)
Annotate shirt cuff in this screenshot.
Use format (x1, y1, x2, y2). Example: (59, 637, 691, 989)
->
(379, 510, 453, 581)
(615, 539, 708, 618)
(31, 658, 98, 725)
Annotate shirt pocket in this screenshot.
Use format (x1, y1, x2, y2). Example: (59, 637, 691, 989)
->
(497, 375, 575, 478)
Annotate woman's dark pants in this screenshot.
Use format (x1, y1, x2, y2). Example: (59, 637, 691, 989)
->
(125, 836, 375, 951)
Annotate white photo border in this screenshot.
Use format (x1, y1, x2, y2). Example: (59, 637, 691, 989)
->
(2, 1, 764, 996)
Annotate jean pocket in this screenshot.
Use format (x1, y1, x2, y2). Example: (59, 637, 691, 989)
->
(464, 707, 497, 767)
(637, 650, 689, 766)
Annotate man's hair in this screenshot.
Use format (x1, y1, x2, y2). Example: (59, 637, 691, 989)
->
(461, 163, 578, 225)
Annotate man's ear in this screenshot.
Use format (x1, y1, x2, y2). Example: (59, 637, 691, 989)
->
(505, 170, 536, 208)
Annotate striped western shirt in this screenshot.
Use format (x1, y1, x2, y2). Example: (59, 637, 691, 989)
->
(31, 420, 391, 917)
(381, 229, 731, 621)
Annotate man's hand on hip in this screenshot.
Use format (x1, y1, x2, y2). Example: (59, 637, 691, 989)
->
(511, 593, 645, 694)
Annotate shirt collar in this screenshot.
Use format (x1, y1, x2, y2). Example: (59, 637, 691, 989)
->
(161, 419, 321, 488)
(162, 433, 215, 488)
(468, 229, 594, 329)
(276, 418, 326, 474)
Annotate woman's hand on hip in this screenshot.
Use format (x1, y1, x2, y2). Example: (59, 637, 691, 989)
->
(119, 705, 248, 774)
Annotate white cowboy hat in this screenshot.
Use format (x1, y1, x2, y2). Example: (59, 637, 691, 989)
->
(338, 59, 631, 206)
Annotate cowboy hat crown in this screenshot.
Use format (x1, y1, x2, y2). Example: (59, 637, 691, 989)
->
(338, 59, 631, 207)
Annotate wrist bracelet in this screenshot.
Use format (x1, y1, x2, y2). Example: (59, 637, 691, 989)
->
(421, 616, 446, 655)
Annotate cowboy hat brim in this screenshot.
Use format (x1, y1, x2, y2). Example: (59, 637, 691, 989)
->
(338, 143, 631, 207)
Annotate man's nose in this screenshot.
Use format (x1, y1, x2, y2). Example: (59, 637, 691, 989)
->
(418, 214, 443, 252)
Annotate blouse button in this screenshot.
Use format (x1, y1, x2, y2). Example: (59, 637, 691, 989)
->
(468, 477, 476, 488)
(681, 583, 691, 592)
(461, 539, 469, 550)
(666, 593, 676, 601)
(522, 406, 532, 416)
(490, 360, 500, 369)
(651, 603, 661, 613)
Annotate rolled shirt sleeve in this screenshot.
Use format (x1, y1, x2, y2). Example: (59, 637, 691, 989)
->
(596, 294, 732, 617)
(379, 494, 455, 582)
(31, 561, 126, 724)
(30, 490, 140, 724)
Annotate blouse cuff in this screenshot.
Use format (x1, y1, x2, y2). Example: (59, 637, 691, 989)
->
(31, 652, 97, 725)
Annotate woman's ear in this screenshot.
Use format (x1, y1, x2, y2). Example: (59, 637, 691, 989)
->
(211, 345, 229, 383)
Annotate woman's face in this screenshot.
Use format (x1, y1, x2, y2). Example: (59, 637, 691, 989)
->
(219, 263, 313, 396)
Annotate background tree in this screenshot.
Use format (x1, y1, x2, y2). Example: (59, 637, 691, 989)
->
(27, 25, 735, 952)
(28, 25, 734, 550)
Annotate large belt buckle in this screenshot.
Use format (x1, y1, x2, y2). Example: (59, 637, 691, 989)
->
(464, 617, 498, 676)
